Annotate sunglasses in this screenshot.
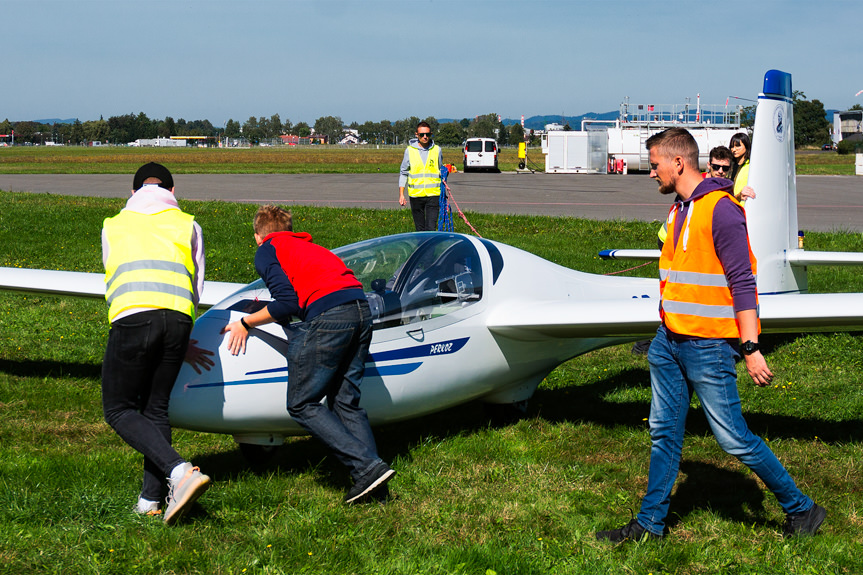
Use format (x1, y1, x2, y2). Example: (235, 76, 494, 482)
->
(710, 163, 731, 172)
(417, 132, 432, 138)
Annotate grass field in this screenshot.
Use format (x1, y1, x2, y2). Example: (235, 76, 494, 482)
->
(1, 192, 862, 574)
(0, 145, 852, 175)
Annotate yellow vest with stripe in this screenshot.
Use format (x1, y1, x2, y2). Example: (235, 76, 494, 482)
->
(103, 209, 196, 322)
(406, 144, 442, 198)
(659, 190, 759, 338)
(733, 159, 750, 200)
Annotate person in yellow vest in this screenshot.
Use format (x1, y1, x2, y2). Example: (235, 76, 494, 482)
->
(101, 162, 214, 525)
(730, 132, 755, 200)
(596, 128, 825, 543)
(398, 121, 449, 231)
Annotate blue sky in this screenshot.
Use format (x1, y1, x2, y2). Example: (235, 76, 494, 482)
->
(4, 0, 861, 125)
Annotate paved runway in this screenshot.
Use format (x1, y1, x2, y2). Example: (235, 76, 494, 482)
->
(1, 172, 861, 232)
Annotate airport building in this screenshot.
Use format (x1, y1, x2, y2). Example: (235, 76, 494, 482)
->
(832, 110, 863, 147)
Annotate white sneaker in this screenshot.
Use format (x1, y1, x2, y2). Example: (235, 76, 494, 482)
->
(163, 466, 211, 525)
(135, 498, 162, 517)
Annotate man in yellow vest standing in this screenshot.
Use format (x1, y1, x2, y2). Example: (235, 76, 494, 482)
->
(596, 128, 825, 542)
(101, 162, 214, 525)
(398, 121, 446, 231)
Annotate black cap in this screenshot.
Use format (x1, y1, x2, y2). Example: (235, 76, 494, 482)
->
(132, 162, 174, 192)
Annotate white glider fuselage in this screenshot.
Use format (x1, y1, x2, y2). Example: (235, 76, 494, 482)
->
(170, 235, 659, 443)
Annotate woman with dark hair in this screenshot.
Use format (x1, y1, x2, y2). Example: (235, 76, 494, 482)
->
(729, 132, 754, 201)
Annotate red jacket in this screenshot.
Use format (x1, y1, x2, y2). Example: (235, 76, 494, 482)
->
(255, 231, 364, 322)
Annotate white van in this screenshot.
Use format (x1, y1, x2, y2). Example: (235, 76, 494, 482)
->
(463, 137, 499, 172)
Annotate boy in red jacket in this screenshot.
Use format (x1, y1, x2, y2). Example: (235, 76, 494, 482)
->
(222, 205, 394, 503)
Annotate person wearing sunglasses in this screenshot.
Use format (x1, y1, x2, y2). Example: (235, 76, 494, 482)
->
(703, 145, 754, 199)
(398, 121, 448, 231)
(703, 145, 734, 178)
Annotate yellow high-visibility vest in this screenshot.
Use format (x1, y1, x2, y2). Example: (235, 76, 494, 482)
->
(733, 160, 750, 200)
(406, 144, 442, 198)
(103, 209, 196, 322)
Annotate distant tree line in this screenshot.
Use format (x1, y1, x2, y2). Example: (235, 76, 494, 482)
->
(0, 110, 527, 146)
(738, 90, 831, 148)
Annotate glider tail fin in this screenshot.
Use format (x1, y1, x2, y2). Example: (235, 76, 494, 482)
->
(745, 69, 808, 295)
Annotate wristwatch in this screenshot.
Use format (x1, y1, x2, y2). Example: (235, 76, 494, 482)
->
(740, 340, 760, 355)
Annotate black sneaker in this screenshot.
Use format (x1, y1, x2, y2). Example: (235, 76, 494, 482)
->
(596, 518, 662, 543)
(344, 462, 395, 504)
(783, 503, 826, 537)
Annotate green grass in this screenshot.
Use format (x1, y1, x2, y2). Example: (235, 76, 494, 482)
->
(1, 146, 853, 175)
(0, 146, 472, 175)
(795, 152, 855, 176)
(2, 192, 863, 574)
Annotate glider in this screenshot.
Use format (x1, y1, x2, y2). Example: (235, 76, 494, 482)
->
(2, 70, 862, 456)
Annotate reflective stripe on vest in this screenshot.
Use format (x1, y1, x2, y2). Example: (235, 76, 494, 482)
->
(103, 209, 196, 322)
(406, 145, 442, 197)
(659, 190, 758, 338)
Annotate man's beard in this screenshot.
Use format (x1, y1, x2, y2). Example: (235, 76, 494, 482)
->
(657, 180, 676, 195)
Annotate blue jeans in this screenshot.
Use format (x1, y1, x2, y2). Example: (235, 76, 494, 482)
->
(102, 309, 191, 501)
(286, 300, 382, 481)
(636, 325, 813, 535)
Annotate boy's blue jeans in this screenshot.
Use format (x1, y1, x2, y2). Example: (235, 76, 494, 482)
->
(636, 325, 813, 536)
(286, 300, 382, 481)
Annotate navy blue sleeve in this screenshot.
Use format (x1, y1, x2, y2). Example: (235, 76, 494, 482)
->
(712, 197, 758, 312)
(254, 242, 300, 322)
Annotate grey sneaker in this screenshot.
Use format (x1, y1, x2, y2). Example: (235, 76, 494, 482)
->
(344, 462, 395, 504)
(784, 503, 826, 537)
(596, 518, 662, 543)
(164, 466, 211, 525)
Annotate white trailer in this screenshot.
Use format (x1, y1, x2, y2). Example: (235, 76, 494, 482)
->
(542, 124, 745, 174)
(131, 138, 187, 147)
(542, 98, 747, 174)
(606, 126, 744, 172)
(541, 129, 608, 174)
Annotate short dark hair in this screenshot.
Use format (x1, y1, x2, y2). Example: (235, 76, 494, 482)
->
(416, 121, 431, 131)
(709, 146, 734, 163)
(254, 205, 293, 237)
(645, 128, 699, 169)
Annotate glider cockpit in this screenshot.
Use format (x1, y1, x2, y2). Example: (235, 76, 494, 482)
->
(223, 232, 498, 331)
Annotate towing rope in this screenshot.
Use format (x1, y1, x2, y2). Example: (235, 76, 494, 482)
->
(444, 187, 482, 238)
(603, 260, 655, 275)
(436, 166, 482, 237)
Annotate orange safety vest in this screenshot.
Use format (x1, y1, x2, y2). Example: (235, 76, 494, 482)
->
(659, 190, 759, 339)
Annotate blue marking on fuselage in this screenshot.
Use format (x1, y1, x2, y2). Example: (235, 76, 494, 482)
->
(246, 366, 288, 376)
(364, 362, 422, 377)
(190, 337, 469, 389)
(187, 376, 286, 389)
(367, 337, 468, 362)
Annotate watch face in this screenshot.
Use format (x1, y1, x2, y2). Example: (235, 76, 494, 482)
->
(741, 341, 758, 354)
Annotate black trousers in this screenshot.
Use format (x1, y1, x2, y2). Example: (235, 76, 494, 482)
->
(101, 309, 192, 501)
(409, 195, 440, 232)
